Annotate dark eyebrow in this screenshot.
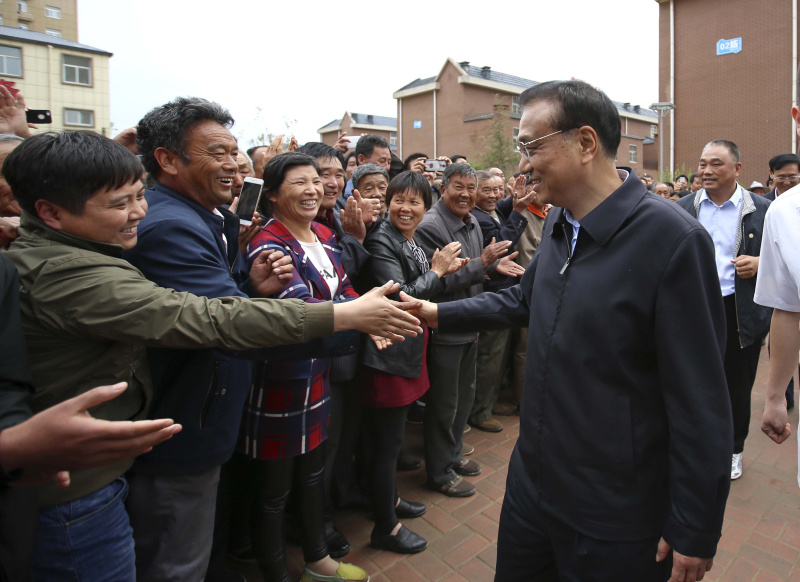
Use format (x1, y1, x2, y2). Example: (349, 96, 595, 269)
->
(108, 193, 131, 204)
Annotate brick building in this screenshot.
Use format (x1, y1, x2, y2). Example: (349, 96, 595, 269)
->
(392, 58, 659, 175)
(0, 0, 77, 41)
(318, 111, 397, 152)
(656, 0, 799, 186)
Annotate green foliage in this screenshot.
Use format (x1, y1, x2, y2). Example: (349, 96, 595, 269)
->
(661, 162, 691, 184)
(475, 96, 519, 178)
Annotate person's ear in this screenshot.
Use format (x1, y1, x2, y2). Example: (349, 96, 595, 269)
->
(35, 199, 69, 230)
(575, 126, 599, 164)
(357, 154, 366, 166)
(153, 147, 181, 176)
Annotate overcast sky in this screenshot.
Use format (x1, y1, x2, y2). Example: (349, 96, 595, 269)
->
(78, 0, 660, 148)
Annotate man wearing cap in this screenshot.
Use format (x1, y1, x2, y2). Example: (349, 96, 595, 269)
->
(748, 181, 766, 196)
(677, 140, 771, 481)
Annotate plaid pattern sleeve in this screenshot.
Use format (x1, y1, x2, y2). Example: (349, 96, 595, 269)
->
(238, 219, 358, 459)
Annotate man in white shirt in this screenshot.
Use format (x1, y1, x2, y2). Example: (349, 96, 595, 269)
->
(758, 79, 800, 480)
(676, 140, 772, 480)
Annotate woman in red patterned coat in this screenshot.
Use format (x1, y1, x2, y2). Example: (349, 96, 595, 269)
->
(239, 153, 368, 582)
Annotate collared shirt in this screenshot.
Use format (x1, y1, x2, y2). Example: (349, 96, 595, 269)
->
(563, 170, 630, 255)
(212, 208, 229, 253)
(697, 185, 743, 296)
(755, 182, 800, 312)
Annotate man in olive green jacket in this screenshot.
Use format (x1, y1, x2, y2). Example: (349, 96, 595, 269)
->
(2, 131, 420, 581)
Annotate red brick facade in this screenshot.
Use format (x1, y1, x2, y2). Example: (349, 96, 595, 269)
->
(657, 0, 799, 186)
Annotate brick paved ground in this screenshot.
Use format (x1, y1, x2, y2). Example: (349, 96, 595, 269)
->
(233, 345, 800, 581)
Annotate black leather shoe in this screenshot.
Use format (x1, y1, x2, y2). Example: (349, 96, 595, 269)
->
(370, 525, 427, 554)
(396, 451, 421, 471)
(324, 522, 350, 559)
(395, 498, 426, 519)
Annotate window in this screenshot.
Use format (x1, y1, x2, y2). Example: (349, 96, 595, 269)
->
(17, 0, 27, 11)
(389, 132, 397, 147)
(629, 144, 638, 164)
(650, 124, 658, 138)
(17, 23, 27, 29)
(0, 16, 3, 25)
(45, 28, 61, 37)
(512, 127, 520, 141)
(512, 96, 521, 116)
(45, 5, 61, 18)
(64, 108, 93, 127)
(62, 54, 92, 85)
(0, 45, 22, 76)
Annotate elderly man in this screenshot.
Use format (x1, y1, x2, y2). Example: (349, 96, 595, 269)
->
(415, 163, 523, 497)
(677, 140, 772, 480)
(403, 80, 731, 581)
(351, 163, 390, 217)
(342, 134, 392, 199)
(122, 97, 420, 581)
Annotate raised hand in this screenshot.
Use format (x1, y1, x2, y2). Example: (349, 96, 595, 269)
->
(341, 195, 366, 243)
(497, 252, 525, 277)
(430, 241, 462, 277)
(352, 188, 380, 226)
(0, 85, 31, 138)
(333, 132, 350, 154)
(112, 127, 138, 154)
(480, 237, 512, 268)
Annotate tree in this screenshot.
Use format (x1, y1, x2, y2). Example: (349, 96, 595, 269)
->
(237, 107, 298, 149)
(475, 96, 519, 177)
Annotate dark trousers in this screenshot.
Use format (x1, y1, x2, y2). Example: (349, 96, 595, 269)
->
(496, 468, 672, 582)
(425, 342, 477, 488)
(366, 403, 412, 534)
(0, 486, 37, 582)
(251, 445, 328, 582)
(471, 328, 512, 424)
(330, 379, 366, 507)
(722, 294, 763, 454)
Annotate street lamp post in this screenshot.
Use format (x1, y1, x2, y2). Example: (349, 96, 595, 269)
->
(649, 102, 675, 179)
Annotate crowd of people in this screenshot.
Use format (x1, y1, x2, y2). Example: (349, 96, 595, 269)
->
(0, 73, 799, 582)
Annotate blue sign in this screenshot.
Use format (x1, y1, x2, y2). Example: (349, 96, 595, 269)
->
(717, 37, 742, 56)
(413, 120, 422, 129)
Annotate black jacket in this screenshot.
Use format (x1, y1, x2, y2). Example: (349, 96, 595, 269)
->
(438, 170, 732, 559)
(473, 197, 528, 292)
(677, 188, 772, 347)
(357, 220, 444, 377)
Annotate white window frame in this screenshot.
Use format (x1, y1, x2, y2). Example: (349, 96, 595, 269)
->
(17, 0, 27, 11)
(17, 23, 28, 30)
(0, 45, 21, 77)
(389, 132, 397, 147)
(0, 15, 4, 25)
(512, 96, 521, 116)
(64, 108, 94, 127)
(45, 28, 61, 37)
(45, 5, 61, 18)
(62, 54, 92, 86)
(629, 144, 638, 164)
(650, 124, 658, 138)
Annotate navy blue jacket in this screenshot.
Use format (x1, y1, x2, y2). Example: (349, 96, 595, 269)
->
(438, 170, 732, 559)
(124, 185, 357, 474)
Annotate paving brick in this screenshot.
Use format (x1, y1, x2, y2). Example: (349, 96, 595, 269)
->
(443, 534, 490, 568)
(482, 503, 503, 524)
(465, 513, 500, 542)
(439, 573, 469, 582)
(424, 505, 462, 534)
(407, 550, 452, 581)
(737, 544, 794, 578)
(457, 557, 497, 582)
(477, 543, 497, 569)
(755, 569, 790, 582)
(428, 525, 473, 557)
(383, 559, 428, 582)
(747, 530, 799, 564)
(718, 522, 752, 554)
(451, 495, 493, 522)
(753, 512, 788, 539)
(718, 557, 759, 582)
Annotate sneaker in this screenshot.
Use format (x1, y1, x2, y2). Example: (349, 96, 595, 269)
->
(300, 562, 369, 582)
(454, 458, 482, 477)
(462, 444, 475, 456)
(731, 453, 743, 480)
(463, 424, 471, 434)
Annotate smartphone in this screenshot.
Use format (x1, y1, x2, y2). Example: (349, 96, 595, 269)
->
(236, 177, 263, 226)
(26, 110, 51, 124)
(424, 159, 447, 173)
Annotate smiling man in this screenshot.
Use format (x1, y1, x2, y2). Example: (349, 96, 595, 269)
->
(677, 141, 772, 482)
(403, 80, 732, 581)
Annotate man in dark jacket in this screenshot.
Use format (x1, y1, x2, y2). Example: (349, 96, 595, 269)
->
(677, 141, 771, 480)
(403, 80, 732, 581)
(468, 171, 529, 432)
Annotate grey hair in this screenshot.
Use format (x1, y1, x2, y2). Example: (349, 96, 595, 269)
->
(136, 96, 234, 177)
(352, 163, 389, 190)
(0, 133, 24, 144)
(442, 162, 477, 188)
(476, 170, 493, 181)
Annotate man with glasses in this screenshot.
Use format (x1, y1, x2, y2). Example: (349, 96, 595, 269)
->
(404, 80, 732, 581)
(765, 153, 800, 201)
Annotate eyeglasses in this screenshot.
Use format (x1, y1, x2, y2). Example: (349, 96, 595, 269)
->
(516, 130, 564, 158)
(773, 175, 800, 183)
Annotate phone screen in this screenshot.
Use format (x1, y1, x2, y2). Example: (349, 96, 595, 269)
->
(236, 179, 263, 225)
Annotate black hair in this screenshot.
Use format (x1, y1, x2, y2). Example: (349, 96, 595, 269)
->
(518, 80, 621, 159)
(385, 171, 432, 210)
(3, 131, 144, 216)
(296, 142, 345, 168)
(258, 152, 320, 218)
(343, 151, 356, 167)
(403, 152, 428, 170)
(450, 155, 467, 163)
(136, 96, 234, 178)
(689, 173, 700, 183)
(676, 174, 688, 181)
(769, 153, 800, 172)
(355, 134, 389, 159)
(703, 140, 740, 163)
(247, 145, 267, 158)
